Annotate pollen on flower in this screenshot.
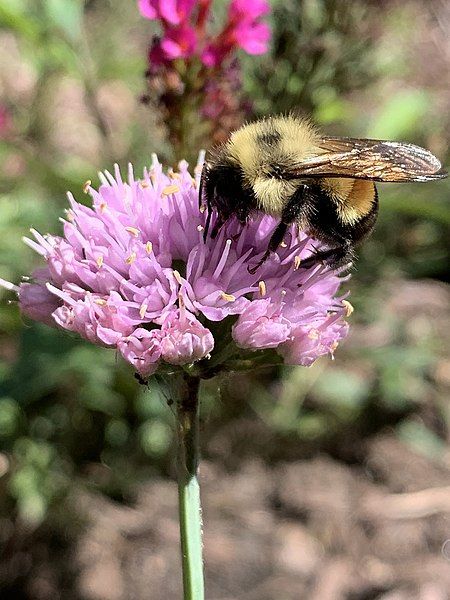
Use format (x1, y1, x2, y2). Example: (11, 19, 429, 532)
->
(342, 300, 354, 317)
(1, 153, 351, 377)
(125, 226, 140, 237)
(83, 180, 91, 193)
(294, 255, 301, 270)
(161, 184, 180, 196)
(221, 292, 236, 302)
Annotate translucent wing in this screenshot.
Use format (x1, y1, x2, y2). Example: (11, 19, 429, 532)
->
(283, 136, 447, 182)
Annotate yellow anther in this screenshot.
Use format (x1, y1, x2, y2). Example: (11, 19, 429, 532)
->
(139, 180, 150, 188)
(125, 226, 140, 237)
(96, 255, 104, 268)
(294, 256, 301, 270)
(280, 240, 288, 248)
(173, 270, 182, 284)
(221, 292, 236, 302)
(161, 184, 180, 196)
(168, 169, 180, 179)
(83, 180, 91, 193)
(126, 252, 137, 265)
(308, 329, 319, 340)
(199, 205, 206, 213)
(258, 281, 266, 296)
(342, 300, 354, 317)
(94, 298, 107, 306)
(145, 241, 153, 254)
(197, 224, 204, 232)
(139, 303, 148, 319)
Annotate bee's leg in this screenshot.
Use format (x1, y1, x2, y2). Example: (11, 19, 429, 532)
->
(203, 201, 212, 241)
(198, 165, 206, 209)
(210, 212, 227, 239)
(248, 221, 288, 274)
(299, 242, 354, 271)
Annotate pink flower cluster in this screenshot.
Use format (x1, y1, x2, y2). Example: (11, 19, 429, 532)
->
(1, 155, 350, 378)
(138, 0, 270, 67)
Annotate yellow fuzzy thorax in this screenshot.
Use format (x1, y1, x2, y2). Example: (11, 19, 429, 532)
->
(226, 116, 375, 222)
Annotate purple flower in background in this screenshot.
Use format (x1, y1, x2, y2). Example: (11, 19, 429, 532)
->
(138, 0, 197, 25)
(160, 25, 198, 60)
(1, 155, 350, 377)
(201, 0, 270, 66)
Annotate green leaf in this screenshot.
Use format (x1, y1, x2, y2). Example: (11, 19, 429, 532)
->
(43, 0, 83, 42)
(368, 90, 429, 139)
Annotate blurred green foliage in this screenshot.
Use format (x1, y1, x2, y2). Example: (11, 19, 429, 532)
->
(0, 1, 449, 593)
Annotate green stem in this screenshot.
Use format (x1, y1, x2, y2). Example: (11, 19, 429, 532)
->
(176, 374, 204, 600)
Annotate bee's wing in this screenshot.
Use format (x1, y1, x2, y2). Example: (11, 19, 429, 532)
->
(284, 136, 447, 182)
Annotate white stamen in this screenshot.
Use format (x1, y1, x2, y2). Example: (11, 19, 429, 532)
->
(22, 237, 47, 256)
(114, 163, 122, 184)
(128, 162, 134, 184)
(0, 278, 19, 293)
(103, 169, 116, 186)
(30, 228, 53, 252)
(151, 153, 159, 168)
(98, 172, 108, 185)
(196, 149, 206, 172)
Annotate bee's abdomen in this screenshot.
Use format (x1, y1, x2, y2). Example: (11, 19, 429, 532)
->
(306, 184, 378, 245)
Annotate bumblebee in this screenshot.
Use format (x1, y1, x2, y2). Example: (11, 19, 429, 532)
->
(199, 115, 447, 273)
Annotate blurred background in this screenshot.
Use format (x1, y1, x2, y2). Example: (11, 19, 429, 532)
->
(0, 0, 449, 598)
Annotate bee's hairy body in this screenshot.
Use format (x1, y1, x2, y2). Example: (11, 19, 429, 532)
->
(201, 115, 445, 272)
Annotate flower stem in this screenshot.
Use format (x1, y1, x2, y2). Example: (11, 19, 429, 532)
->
(176, 373, 204, 600)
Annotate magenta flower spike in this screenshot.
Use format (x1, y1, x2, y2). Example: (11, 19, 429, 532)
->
(1, 154, 351, 379)
(138, 0, 197, 25)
